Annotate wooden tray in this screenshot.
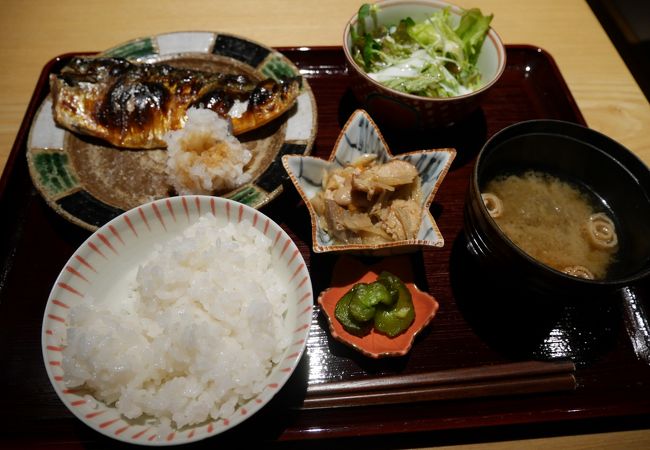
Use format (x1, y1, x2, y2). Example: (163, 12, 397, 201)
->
(1, 45, 649, 448)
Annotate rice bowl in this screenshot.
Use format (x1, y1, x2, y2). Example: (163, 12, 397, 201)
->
(42, 196, 313, 445)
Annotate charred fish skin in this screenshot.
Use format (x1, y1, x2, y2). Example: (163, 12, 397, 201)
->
(228, 77, 302, 135)
(49, 56, 301, 149)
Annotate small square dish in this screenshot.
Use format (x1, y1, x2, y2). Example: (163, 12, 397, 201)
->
(282, 109, 455, 255)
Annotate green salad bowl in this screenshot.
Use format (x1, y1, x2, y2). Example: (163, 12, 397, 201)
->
(343, 0, 506, 130)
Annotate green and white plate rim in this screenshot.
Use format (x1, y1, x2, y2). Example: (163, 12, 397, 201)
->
(27, 31, 318, 231)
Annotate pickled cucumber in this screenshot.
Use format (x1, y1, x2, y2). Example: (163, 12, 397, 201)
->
(333, 271, 414, 338)
(334, 286, 372, 336)
(374, 271, 415, 337)
(349, 282, 392, 322)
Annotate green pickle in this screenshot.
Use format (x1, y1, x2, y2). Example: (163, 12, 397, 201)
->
(334, 271, 414, 338)
(374, 271, 415, 337)
(349, 282, 393, 322)
(334, 286, 372, 336)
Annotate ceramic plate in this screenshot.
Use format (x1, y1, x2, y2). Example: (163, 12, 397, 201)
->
(41, 195, 313, 445)
(27, 31, 318, 231)
(318, 256, 439, 358)
(283, 109, 455, 255)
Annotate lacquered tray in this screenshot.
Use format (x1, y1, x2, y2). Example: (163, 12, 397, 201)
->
(1, 45, 649, 448)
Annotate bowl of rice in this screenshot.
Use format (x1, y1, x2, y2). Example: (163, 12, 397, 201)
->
(41, 195, 313, 445)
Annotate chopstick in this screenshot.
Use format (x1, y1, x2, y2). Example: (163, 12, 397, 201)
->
(302, 361, 576, 409)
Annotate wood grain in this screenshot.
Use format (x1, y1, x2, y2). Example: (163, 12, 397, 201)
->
(0, 0, 649, 174)
(304, 361, 576, 409)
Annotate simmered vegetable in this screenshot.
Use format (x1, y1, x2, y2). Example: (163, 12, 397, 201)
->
(334, 271, 415, 337)
(310, 155, 423, 245)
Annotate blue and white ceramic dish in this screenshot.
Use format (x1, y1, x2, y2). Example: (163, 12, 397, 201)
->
(27, 31, 317, 231)
(282, 109, 456, 255)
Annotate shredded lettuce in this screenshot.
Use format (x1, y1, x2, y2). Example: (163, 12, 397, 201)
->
(351, 4, 493, 98)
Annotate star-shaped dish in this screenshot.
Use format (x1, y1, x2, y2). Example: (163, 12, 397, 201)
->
(282, 109, 456, 254)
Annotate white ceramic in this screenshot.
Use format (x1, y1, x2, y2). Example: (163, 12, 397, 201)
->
(41, 195, 313, 445)
(282, 109, 456, 255)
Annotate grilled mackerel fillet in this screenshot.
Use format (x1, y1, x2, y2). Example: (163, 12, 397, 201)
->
(49, 57, 301, 149)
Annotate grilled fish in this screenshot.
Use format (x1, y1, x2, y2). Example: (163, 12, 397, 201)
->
(49, 57, 301, 149)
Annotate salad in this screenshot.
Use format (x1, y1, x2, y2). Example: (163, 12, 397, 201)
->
(350, 3, 493, 98)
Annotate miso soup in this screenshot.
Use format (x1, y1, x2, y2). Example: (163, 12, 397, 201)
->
(482, 171, 618, 280)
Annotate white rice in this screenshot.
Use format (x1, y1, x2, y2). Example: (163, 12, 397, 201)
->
(62, 215, 290, 428)
(164, 108, 252, 195)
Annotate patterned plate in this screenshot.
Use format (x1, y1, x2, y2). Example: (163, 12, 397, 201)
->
(41, 195, 313, 445)
(27, 31, 318, 231)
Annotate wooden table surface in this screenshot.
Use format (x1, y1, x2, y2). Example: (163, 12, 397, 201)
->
(0, 0, 648, 448)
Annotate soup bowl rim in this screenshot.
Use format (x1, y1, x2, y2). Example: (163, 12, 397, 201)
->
(469, 118, 650, 288)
